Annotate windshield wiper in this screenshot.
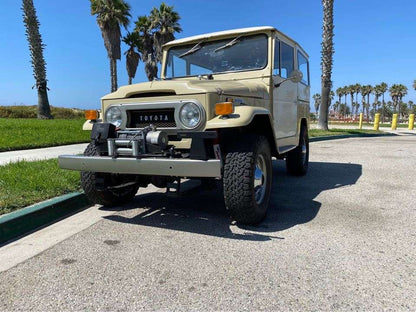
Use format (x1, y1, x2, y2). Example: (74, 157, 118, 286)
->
(179, 40, 205, 58)
(214, 35, 243, 52)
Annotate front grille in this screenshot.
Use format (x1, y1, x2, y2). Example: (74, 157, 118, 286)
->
(127, 108, 176, 128)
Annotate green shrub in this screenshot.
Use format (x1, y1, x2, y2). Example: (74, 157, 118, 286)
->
(0, 105, 84, 119)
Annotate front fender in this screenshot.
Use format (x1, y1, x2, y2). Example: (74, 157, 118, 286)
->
(206, 106, 271, 129)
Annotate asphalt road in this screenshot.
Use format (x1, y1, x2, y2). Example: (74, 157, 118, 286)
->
(1, 133, 415, 311)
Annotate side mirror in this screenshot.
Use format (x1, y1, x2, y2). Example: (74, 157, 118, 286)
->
(274, 69, 303, 88)
(289, 69, 303, 83)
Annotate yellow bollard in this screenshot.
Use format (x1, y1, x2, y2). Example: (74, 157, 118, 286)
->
(391, 114, 398, 130)
(409, 114, 415, 130)
(358, 113, 363, 129)
(374, 113, 380, 131)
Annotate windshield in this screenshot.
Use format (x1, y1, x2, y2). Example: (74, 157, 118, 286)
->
(164, 34, 268, 78)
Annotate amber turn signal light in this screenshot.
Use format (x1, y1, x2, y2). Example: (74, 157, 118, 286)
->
(215, 102, 234, 115)
(85, 110, 99, 120)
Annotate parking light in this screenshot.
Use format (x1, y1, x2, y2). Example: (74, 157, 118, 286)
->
(215, 102, 234, 115)
(85, 110, 99, 120)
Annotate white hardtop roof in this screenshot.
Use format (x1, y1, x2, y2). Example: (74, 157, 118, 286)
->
(163, 26, 308, 57)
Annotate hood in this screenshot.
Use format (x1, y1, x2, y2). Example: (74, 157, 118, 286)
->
(102, 79, 268, 100)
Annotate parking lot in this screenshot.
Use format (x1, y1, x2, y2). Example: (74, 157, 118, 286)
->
(1, 133, 415, 311)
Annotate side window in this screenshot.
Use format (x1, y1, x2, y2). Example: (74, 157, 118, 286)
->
(281, 42, 294, 78)
(297, 51, 309, 85)
(273, 39, 280, 76)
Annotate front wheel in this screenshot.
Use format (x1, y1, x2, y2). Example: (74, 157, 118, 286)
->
(223, 136, 272, 224)
(81, 143, 139, 206)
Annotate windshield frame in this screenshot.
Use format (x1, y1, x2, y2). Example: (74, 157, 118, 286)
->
(163, 33, 269, 79)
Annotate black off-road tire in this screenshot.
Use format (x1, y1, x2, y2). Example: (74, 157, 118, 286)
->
(286, 125, 309, 176)
(81, 143, 139, 206)
(223, 136, 272, 224)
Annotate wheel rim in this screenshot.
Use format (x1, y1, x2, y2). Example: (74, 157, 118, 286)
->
(254, 154, 267, 205)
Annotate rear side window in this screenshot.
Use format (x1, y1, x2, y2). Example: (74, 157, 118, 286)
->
(297, 51, 309, 85)
(281, 42, 294, 78)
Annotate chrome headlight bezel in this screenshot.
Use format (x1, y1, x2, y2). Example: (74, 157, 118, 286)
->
(105, 106, 123, 127)
(176, 101, 206, 130)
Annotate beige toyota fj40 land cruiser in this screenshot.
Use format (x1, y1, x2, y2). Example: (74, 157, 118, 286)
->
(59, 26, 310, 224)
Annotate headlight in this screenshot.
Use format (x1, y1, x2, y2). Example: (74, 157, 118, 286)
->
(179, 102, 203, 129)
(105, 106, 122, 127)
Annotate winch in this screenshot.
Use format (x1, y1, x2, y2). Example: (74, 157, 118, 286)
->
(91, 123, 169, 158)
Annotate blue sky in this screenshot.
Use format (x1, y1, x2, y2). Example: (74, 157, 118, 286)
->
(0, 0, 415, 110)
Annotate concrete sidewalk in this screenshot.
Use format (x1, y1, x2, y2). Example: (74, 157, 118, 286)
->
(0, 143, 88, 166)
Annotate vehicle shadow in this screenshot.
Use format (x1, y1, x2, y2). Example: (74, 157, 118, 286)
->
(103, 160, 362, 241)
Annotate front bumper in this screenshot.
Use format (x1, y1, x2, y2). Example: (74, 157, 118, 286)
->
(58, 155, 221, 178)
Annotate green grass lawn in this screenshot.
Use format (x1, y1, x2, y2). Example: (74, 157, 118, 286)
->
(0, 159, 81, 215)
(309, 128, 385, 137)
(0, 118, 90, 152)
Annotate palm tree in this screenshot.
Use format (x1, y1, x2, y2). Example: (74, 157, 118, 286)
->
(413, 80, 416, 91)
(22, 0, 52, 119)
(318, 0, 334, 130)
(389, 84, 408, 119)
(134, 3, 181, 82)
(91, 0, 131, 92)
(150, 2, 182, 63)
(330, 90, 335, 106)
(379, 82, 388, 122)
(347, 85, 355, 116)
(397, 84, 408, 119)
(342, 86, 348, 106)
(313, 93, 321, 113)
(379, 82, 388, 105)
(354, 83, 361, 116)
(364, 85, 372, 118)
(336, 87, 343, 109)
(407, 101, 415, 114)
(135, 15, 157, 81)
(122, 32, 141, 84)
(400, 102, 408, 118)
(373, 84, 383, 115)
(339, 103, 350, 117)
(389, 85, 399, 113)
(360, 85, 371, 116)
(333, 101, 340, 114)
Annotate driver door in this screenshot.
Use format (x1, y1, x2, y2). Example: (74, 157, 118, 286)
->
(272, 38, 298, 152)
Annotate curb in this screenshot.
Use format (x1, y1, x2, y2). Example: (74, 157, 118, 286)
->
(0, 192, 90, 245)
(309, 132, 396, 142)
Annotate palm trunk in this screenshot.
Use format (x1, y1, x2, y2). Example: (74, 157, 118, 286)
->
(317, 0, 334, 130)
(319, 85, 330, 130)
(128, 77, 132, 85)
(110, 58, 118, 92)
(382, 103, 385, 123)
(398, 98, 401, 122)
(37, 82, 51, 119)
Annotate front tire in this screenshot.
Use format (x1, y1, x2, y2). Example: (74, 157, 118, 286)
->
(223, 136, 272, 224)
(81, 143, 139, 206)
